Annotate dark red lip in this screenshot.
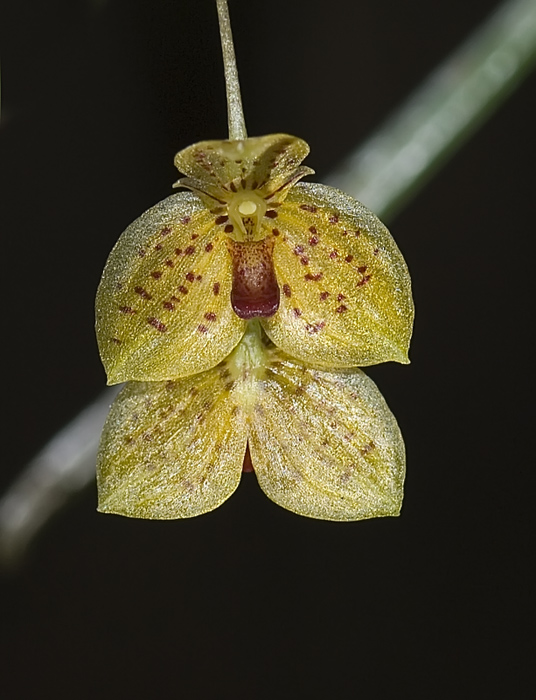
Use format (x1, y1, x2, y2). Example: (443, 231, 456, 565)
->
(227, 238, 280, 320)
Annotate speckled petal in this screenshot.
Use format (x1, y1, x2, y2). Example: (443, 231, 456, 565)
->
(261, 182, 414, 368)
(248, 347, 405, 521)
(97, 367, 248, 519)
(95, 192, 246, 383)
(174, 134, 310, 196)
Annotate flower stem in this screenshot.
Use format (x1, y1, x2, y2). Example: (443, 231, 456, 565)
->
(216, 0, 248, 141)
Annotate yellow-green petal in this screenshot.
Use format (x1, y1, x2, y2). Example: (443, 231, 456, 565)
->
(248, 347, 405, 521)
(261, 182, 414, 368)
(97, 368, 248, 519)
(174, 134, 311, 198)
(95, 192, 246, 383)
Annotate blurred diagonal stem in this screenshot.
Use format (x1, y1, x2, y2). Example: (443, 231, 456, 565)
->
(1, 0, 535, 565)
(328, 0, 536, 219)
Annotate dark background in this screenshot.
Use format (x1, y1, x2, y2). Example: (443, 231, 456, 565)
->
(1, 0, 533, 697)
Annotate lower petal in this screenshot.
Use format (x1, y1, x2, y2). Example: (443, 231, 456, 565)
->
(97, 367, 248, 519)
(248, 349, 405, 521)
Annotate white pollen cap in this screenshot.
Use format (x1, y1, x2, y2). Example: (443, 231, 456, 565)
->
(238, 200, 258, 216)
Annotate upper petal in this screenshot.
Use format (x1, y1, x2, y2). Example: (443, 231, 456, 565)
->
(261, 182, 414, 367)
(95, 192, 245, 383)
(174, 134, 310, 198)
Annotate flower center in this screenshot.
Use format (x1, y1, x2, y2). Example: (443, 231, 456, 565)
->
(228, 191, 267, 240)
(237, 200, 257, 216)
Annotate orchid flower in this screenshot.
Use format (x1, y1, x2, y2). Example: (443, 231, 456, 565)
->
(95, 0, 414, 521)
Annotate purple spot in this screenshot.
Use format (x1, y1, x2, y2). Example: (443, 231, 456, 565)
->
(134, 286, 152, 300)
(148, 317, 167, 332)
